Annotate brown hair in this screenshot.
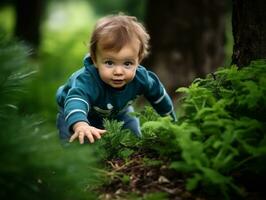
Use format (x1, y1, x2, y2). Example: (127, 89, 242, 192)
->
(89, 14, 150, 62)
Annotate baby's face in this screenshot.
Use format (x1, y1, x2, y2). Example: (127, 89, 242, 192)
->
(93, 41, 140, 89)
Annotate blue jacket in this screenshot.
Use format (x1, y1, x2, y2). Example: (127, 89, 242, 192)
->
(56, 56, 177, 131)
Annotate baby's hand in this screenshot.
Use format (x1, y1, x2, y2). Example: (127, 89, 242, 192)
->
(70, 121, 106, 144)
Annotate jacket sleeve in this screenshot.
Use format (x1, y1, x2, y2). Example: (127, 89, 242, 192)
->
(61, 70, 97, 132)
(143, 70, 177, 122)
(63, 87, 90, 132)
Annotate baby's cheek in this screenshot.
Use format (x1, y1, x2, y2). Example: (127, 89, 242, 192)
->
(129, 71, 137, 80)
(99, 71, 111, 81)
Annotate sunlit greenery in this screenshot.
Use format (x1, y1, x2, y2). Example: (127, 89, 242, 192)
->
(0, 5, 15, 38)
(19, 1, 98, 123)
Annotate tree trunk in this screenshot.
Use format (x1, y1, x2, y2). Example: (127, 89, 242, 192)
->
(14, 0, 44, 50)
(231, 0, 266, 67)
(144, 0, 226, 97)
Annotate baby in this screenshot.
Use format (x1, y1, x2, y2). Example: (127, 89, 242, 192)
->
(56, 14, 177, 144)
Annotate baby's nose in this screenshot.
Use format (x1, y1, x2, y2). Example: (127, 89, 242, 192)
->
(113, 66, 124, 75)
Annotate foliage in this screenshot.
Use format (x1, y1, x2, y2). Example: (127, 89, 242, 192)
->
(0, 37, 35, 115)
(95, 119, 140, 160)
(147, 61, 266, 198)
(0, 36, 99, 200)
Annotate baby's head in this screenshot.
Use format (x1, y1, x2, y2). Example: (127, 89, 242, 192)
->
(89, 14, 150, 63)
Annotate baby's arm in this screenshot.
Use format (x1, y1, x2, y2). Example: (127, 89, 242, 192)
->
(70, 121, 106, 144)
(142, 70, 177, 122)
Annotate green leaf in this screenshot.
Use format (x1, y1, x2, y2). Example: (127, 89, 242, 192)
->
(186, 174, 202, 190)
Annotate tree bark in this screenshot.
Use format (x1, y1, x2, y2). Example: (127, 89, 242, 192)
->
(231, 0, 266, 67)
(14, 0, 44, 50)
(144, 0, 226, 97)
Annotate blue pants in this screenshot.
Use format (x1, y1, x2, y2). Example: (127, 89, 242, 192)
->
(56, 106, 141, 143)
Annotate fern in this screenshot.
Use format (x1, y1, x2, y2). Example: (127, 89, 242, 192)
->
(141, 60, 266, 198)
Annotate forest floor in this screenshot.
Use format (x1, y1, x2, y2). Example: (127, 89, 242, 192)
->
(95, 151, 265, 200)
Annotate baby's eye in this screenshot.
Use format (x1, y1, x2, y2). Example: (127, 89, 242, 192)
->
(104, 60, 114, 67)
(124, 61, 133, 69)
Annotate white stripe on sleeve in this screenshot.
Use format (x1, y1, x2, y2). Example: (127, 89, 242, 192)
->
(65, 98, 89, 111)
(153, 89, 166, 104)
(65, 109, 87, 121)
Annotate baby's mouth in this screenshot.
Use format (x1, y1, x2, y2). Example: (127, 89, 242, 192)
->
(112, 79, 124, 85)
